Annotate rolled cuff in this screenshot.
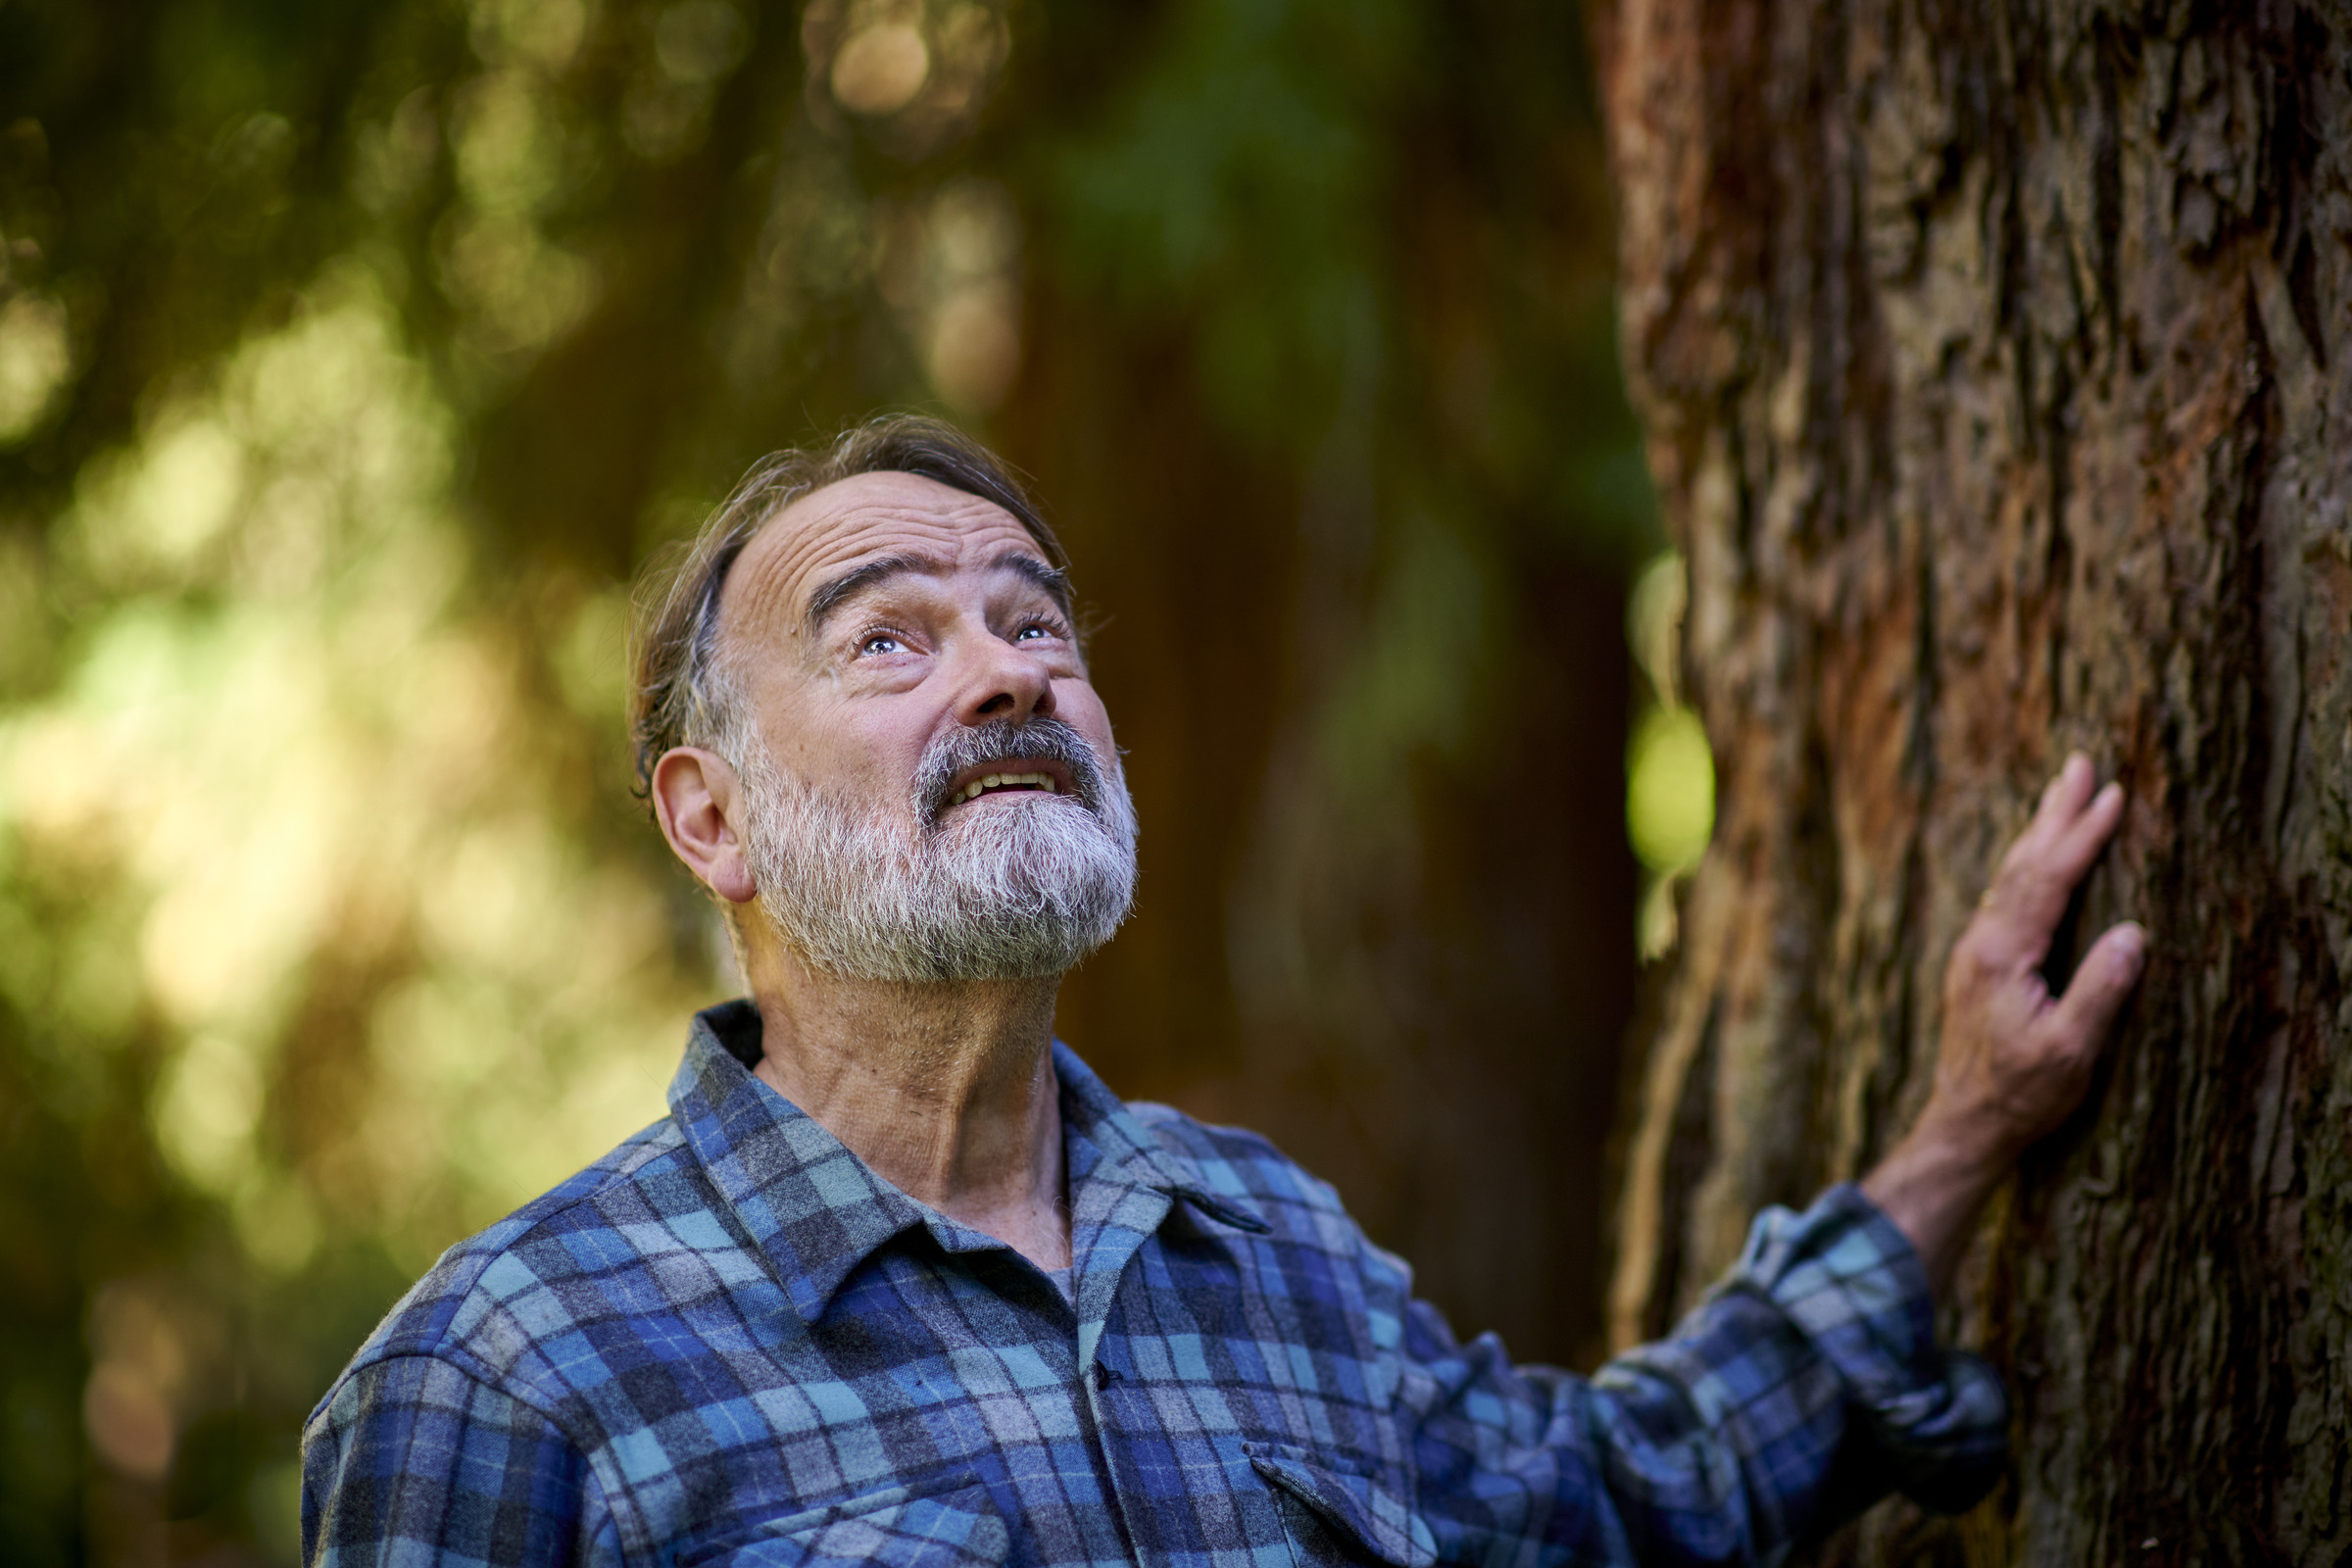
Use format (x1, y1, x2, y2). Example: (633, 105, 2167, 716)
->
(1732, 1183, 2009, 1513)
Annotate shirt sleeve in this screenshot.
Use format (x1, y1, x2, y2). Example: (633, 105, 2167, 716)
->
(1396, 1183, 2008, 1567)
(303, 1351, 618, 1567)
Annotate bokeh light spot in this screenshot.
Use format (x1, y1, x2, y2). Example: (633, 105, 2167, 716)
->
(471, 0, 591, 70)
(0, 291, 72, 442)
(832, 24, 930, 115)
(1627, 705, 1713, 874)
(155, 1035, 266, 1195)
(83, 1364, 175, 1481)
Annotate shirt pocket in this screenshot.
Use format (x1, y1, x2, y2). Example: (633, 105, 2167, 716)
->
(1245, 1442, 1437, 1568)
(672, 1476, 1009, 1568)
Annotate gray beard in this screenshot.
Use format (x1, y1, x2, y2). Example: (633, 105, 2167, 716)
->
(733, 718, 1139, 983)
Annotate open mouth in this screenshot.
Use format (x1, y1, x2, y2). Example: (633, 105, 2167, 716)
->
(941, 759, 1078, 809)
(954, 771, 1058, 804)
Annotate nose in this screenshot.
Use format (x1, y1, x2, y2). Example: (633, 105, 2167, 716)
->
(955, 632, 1056, 726)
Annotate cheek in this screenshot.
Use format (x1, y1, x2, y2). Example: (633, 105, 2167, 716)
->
(1054, 682, 1118, 757)
(768, 695, 931, 794)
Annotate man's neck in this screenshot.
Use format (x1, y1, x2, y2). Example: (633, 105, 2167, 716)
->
(743, 943, 1070, 1271)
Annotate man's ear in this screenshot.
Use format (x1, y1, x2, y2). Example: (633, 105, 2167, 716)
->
(651, 747, 760, 906)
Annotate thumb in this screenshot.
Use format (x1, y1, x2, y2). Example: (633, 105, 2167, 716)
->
(2048, 921, 2148, 1050)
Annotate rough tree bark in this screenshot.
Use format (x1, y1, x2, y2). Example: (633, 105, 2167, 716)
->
(1596, 1, 2352, 1561)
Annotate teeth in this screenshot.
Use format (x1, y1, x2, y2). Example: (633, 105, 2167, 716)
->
(954, 771, 1057, 804)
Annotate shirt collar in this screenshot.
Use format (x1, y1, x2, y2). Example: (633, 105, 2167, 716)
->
(666, 1001, 929, 1324)
(1047, 1040, 1268, 1238)
(666, 1002, 1266, 1327)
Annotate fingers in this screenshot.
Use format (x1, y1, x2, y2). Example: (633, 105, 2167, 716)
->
(2014, 780, 2125, 915)
(2047, 921, 2147, 1054)
(2051, 778, 2126, 872)
(1979, 757, 2128, 960)
(2014, 756, 2121, 873)
(2030, 752, 2097, 839)
(2001, 753, 2093, 872)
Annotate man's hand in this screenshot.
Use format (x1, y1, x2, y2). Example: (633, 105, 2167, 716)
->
(1862, 754, 2148, 1292)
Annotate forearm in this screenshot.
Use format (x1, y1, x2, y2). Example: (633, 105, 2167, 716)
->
(1858, 1112, 2011, 1297)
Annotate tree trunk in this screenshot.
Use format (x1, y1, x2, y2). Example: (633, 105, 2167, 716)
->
(1596, 0, 2352, 1561)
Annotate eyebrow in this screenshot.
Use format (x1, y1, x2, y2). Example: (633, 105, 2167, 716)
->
(802, 550, 1073, 636)
(995, 552, 1074, 616)
(804, 554, 922, 636)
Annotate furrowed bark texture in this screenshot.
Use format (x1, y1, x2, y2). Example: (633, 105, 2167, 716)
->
(1597, 1, 2352, 1560)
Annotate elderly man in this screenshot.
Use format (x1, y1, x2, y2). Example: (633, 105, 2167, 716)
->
(304, 416, 2147, 1565)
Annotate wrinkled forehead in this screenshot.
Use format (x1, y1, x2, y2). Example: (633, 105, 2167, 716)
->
(718, 471, 1053, 652)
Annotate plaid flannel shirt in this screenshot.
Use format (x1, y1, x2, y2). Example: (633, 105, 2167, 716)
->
(304, 1002, 2006, 1567)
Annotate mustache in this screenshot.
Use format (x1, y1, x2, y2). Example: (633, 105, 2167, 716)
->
(912, 716, 1112, 828)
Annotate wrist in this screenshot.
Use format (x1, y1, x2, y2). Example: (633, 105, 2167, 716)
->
(1861, 1109, 2013, 1295)
(1906, 1096, 2032, 1180)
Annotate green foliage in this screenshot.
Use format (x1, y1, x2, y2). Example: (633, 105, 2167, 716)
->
(1048, 0, 1402, 441)
(0, 0, 1662, 1556)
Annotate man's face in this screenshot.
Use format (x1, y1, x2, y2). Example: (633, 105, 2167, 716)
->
(709, 471, 1136, 981)
(719, 470, 1115, 828)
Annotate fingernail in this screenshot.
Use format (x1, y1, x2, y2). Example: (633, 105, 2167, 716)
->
(2115, 923, 2147, 967)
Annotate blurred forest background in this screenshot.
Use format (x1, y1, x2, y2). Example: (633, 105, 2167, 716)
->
(0, 0, 1705, 1560)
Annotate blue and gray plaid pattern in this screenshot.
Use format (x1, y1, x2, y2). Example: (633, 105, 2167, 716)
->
(304, 1002, 2007, 1566)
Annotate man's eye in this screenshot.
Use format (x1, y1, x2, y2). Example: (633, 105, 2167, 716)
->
(1013, 622, 1054, 643)
(859, 633, 904, 657)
